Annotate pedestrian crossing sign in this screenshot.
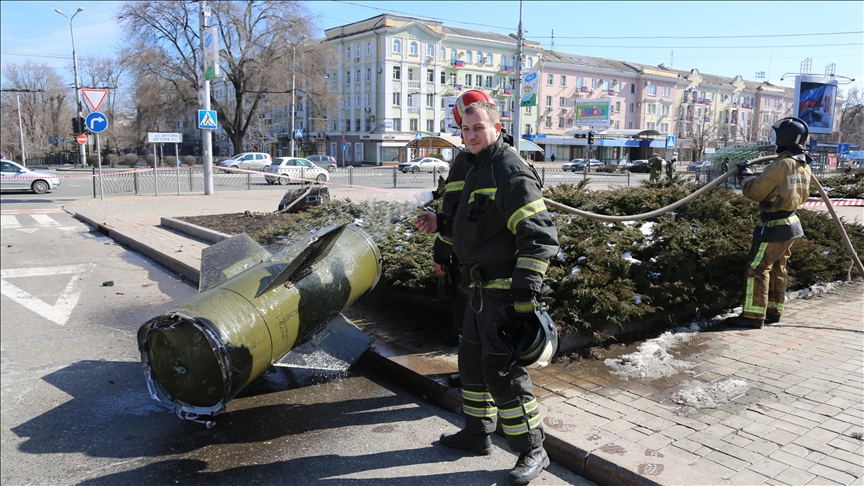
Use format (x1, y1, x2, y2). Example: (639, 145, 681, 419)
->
(198, 110, 218, 130)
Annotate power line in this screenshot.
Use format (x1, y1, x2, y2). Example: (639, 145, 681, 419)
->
(1, 18, 118, 43)
(534, 31, 863, 40)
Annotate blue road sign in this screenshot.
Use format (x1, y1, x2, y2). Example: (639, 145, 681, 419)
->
(666, 135, 676, 149)
(294, 129, 303, 138)
(809, 139, 818, 152)
(198, 110, 218, 130)
(415, 131, 422, 140)
(341, 143, 349, 151)
(838, 143, 850, 155)
(85, 112, 108, 133)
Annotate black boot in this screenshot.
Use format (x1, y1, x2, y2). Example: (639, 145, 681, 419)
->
(765, 314, 781, 324)
(508, 446, 549, 485)
(726, 316, 763, 329)
(439, 429, 493, 456)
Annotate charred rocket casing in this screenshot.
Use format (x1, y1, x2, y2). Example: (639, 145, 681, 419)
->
(137, 224, 382, 420)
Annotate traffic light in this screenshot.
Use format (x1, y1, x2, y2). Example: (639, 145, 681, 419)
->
(587, 131, 595, 145)
(71, 116, 85, 135)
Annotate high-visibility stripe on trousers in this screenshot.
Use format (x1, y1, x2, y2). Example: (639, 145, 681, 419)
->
(742, 239, 794, 320)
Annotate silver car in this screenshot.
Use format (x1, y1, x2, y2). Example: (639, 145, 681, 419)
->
(264, 157, 330, 185)
(218, 152, 272, 172)
(1, 160, 61, 194)
(398, 157, 449, 173)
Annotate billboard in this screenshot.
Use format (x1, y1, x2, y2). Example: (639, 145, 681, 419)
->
(444, 96, 458, 131)
(793, 75, 838, 135)
(574, 98, 611, 127)
(203, 26, 220, 80)
(521, 72, 537, 107)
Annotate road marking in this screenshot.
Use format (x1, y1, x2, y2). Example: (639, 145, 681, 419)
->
(0, 264, 92, 326)
(1, 215, 22, 229)
(30, 214, 62, 227)
(0, 208, 64, 215)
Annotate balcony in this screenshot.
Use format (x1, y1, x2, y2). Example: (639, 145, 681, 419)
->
(407, 81, 421, 91)
(407, 107, 420, 114)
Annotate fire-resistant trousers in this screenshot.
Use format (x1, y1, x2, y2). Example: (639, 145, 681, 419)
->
(742, 239, 795, 320)
(458, 288, 544, 453)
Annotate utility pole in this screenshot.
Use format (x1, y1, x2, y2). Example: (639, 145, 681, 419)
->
(511, 0, 525, 154)
(200, 0, 214, 195)
(2, 88, 45, 166)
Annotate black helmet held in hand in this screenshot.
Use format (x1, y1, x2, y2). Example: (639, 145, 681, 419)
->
(497, 306, 558, 376)
(772, 117, 809, 149)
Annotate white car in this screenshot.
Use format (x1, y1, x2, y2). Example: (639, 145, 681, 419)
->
(218, 152, 272, 172)
(264, 157, 330, 185)
(398, 157, 449, 173)
(1, 160, 61, 194)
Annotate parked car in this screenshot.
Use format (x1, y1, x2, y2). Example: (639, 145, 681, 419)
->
(218, 152, 272, 172)
(625, 160, 651, 173)
(398, 157, 449, 173)
(563, 159, 603, 171)
(687, 160, 713, 171)
(264, 157, 330, 185)
(306, 154, 338, 172)
(1, 160, 61, 194)
(844, 162, 864, 173)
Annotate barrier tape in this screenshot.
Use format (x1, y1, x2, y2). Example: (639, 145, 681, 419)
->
(801, 198, 864, 207)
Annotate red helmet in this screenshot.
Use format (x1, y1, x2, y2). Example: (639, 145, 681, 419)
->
(453, 89, 493, 127)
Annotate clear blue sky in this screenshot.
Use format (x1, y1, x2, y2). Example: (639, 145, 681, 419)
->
(2, 0, 862, 95)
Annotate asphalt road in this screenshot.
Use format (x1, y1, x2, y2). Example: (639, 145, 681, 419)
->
(0, 203, 594, 486)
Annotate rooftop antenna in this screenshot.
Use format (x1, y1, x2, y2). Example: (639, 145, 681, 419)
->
(825, 63, 836, 76)
(755, 71, 766, 80)
(551, 29, 555, 50)
(767, 53, 772, 81)
(670, 51, 673, 68)
(801, 57, 812, 74)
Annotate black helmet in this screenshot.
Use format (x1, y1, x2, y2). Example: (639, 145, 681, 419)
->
(772, 117, 809, 148)
(497, 307, 558, 376)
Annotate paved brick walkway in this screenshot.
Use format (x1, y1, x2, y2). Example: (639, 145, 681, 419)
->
(64, 191, 864, 485)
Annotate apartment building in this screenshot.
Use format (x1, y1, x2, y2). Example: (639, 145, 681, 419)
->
(323, 14, 541, 165)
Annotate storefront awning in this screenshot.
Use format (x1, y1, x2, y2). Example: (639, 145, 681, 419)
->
(401, 134, 464, 149)
(517, 139, 544, 153)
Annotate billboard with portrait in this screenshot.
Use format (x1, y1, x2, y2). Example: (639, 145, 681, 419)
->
(793, 75, 838, 135)
(574, 98, 611, 127)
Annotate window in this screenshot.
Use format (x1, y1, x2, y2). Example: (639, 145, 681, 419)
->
(408, 69, 414, 81)
(647, 103, 657, 114)
(560, 75, 567, 87)
(628, 121, 634, 129)
(510, 56, 516, 67)
(547, 74, 554, 85)
(662, 86, 670, 97)
(346, 47, 351, 59)
(450, 49, 457, 61)
(647, 85, 657, 96)
(487, 52, 493, 65)
(524, 123, 532, 134)
(558, 117, 565, 129)
(345, 120, 351, 131)
(631, 84, 636, 94)
(355, 45, 360, 59)
(485, 76, 492, 88)
(449, 73, 457, 85)
(356, 70, 360, 83)
(427, 69, 434, 82)
(366, 68, 371, 81)
(410, 42, 418, 56)
(662, 105, 670, 116)
(500, 54, 507, 67)
(393, 92, 401, 106)
(647, 122, 655, 130)
(367, 42, 372, 56)
(525, 105, 532, 115)
(545, 96, 552, 107)
(475, 75, 483, 87)
(591, 78, 597, 89)
(629, 103, 635, 113)
(426, 94, 434, 107)
(466, 51, 473, 63)
(774, 99, 781, 108)
(393, 118, 401, 131)
(406, 94, 414, 107)
(441, 71, 446, 84)
(426, 43, 434, 57)
(410, 118, 418, 131)
(614, 120, 620, 129)
(393, 66, 401, 80)
(393, 39, 401, 53)
(615, 101, 621, 112)
(559, 96, 566, 108)
(427, 119, 434, 132)
(661, 123, 668, 132)
(347, 70, 351, 84)
(576, 77, 583, 89)
(365, 93, 370, 107)
(356, 94, 360, 106)
(527, 57, 533, 68)
(764, 98, 770, 107)
(465, 74, 472, 86)
(476, 51, 483, 63)
(510, 78, 517, 89)
(603, 80, 609, 91)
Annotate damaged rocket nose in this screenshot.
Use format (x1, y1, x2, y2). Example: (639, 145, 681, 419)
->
(255, 224, 347, 298)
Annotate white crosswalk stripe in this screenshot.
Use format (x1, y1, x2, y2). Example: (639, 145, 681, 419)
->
(30, 214, 62, 227)
(1, 215, 22, 229)
(0, 214, 74, 230)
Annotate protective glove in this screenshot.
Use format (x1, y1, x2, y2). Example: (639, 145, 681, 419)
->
(736, 160, 754, 177)
(511, 288, 537, 316)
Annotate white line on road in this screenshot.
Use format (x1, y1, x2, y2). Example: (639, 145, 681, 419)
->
(1, 215, 22, 229)
(0, 264, 92, 326)
(30, 214, 62, 227)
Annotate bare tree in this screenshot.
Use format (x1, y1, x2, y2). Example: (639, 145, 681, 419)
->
(690, 118, 718, 161)
(839, 87, 863, 147)
(1, 61, 72, 159)
(118, 0, 332, 154)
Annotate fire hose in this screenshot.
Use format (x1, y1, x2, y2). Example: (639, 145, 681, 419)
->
(542, 155, 864, 278)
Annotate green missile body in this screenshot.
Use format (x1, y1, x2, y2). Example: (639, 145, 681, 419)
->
(137, 224, 382, 423)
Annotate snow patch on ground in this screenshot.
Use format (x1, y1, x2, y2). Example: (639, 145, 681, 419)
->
(671, 379, 750, 408)
(604, 328, 699, 379)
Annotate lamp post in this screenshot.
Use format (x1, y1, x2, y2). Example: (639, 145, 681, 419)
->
(55, 7, 86, 168)
(290, 35, 307, 157)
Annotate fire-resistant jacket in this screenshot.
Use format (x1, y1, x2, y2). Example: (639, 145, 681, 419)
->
(432, 149, 470, 265)
(438, 135, 558, 294)
(741, 150, 812, 242)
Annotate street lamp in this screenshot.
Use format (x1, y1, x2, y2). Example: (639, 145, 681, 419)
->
(290, 35, 307, 157)
(55, 7, 86, 168)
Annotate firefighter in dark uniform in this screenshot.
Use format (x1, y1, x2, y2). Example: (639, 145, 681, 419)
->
(415, 101, 558, 485)
(726, 117, 812, 329)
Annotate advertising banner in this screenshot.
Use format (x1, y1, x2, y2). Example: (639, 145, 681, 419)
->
(445, 96, 458, 130)
(793, 75, 838, 134)
(520, 72, 537, 107)
(574, 98, 611, 127)
(203, 26, 220, 80)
